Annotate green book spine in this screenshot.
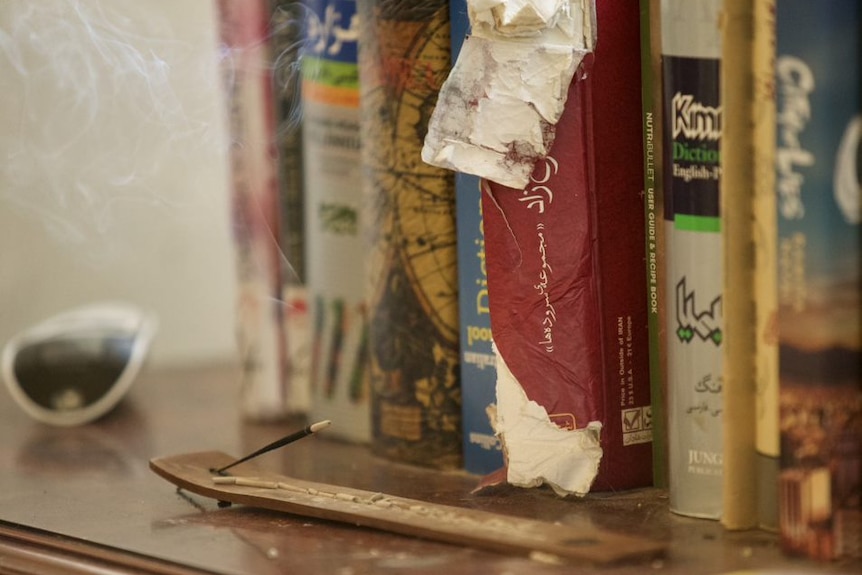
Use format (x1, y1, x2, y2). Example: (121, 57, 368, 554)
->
(639, 0, 667, 489)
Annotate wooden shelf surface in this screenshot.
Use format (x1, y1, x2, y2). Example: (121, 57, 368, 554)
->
(0, 363, 858, 574)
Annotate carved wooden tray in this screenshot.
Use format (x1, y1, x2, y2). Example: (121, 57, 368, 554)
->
(150, 451, 666, 565)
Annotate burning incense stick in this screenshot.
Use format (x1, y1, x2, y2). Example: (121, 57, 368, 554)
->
(215, 420, 331, 474)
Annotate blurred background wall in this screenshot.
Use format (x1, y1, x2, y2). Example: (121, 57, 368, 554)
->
(0, 0, 239, 367)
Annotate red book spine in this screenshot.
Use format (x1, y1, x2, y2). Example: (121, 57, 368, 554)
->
(482, 0, 652, 491)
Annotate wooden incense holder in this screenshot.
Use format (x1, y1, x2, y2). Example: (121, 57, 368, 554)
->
(150, 451, 665, 565)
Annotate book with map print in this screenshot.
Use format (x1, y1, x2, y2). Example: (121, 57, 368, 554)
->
(358, 0, 462, 468)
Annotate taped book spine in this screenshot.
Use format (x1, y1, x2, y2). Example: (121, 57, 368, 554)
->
(483, 0, 653, 492)
(719, 0, 780, 532)
(270, 0, 312, 414)
(751, 0, 779, 532)
(720, 0, 759, 530)
(357, 0, 462, 469)
(217, 0, 291, 421)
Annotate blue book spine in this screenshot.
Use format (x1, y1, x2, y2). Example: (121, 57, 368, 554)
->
(450, 0, 503, 475)
(775, 0, 861, 560)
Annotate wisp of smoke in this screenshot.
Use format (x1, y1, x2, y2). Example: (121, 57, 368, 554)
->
(269, 1, 310, 138)
(0, 0, 225, 261)
(0, 0, 314, 277)
(216, 0, 317, 287)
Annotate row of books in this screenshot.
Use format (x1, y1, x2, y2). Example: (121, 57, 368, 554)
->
(646, 0, 861, 561)
(218, 0, 652, 480)
(217, 0, 370, 437)
(217, 0, 860, 561)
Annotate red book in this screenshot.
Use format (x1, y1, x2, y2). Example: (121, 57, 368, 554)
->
(483, 0, 652, 492)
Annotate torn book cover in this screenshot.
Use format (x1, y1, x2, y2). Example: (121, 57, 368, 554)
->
(422, 0, 596, 190)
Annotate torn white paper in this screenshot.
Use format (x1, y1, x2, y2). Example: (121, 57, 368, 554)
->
(470, 0, 593, 43)
(421, 0, 595, 189)
(494, 345, 602, 497)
